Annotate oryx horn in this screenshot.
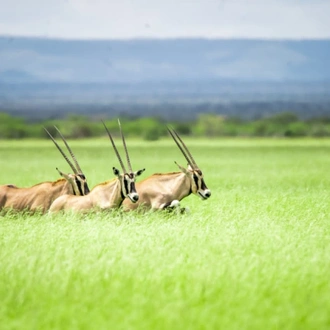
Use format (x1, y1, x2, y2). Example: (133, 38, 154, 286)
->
(118, 119, 132, 172)
(171, 128, 198, 169)
(54, 126, 84, 174)
(44, 127, 78, 174)
(102, 120, 127, 173)
(167, 126, 197, 169)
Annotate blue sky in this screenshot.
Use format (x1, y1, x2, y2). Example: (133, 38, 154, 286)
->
(0, 0, 329, 39)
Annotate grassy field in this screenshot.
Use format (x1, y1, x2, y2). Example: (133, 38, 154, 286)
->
(0, 137, 330, 330)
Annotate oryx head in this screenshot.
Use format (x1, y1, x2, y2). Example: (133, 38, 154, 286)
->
(168, 127, 211, 200)
(103, 120, 145, 203)
(44, 127, 90, 196)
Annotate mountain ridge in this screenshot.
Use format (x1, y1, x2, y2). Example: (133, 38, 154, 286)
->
(0, 36, 329, 121)
(1, 36, 329, 83)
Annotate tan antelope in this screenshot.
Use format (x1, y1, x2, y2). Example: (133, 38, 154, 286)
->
(0, 127, 90, 213)
(49, 121, 145, 213)
(122, 127, 211, 212)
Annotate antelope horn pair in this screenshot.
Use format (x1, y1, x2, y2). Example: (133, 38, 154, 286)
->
(167, 126, 198, 170)
(44, 126, 84, 174)
(102, 119, 133, 173)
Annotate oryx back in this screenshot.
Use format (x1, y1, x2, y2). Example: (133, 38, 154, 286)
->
(0, 179, 74, 213)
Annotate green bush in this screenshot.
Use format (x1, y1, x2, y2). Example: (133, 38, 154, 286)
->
(1, 111, 330, 139)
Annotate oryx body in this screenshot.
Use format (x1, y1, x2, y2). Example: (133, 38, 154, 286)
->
(0, 127, 89, 213)
(0, 177, 86, 213)
(122, 128, 211, 212)
(49, 121, 145, 213)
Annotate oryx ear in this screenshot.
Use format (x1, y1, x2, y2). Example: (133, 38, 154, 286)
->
(113, 167, 121, 177)
(175, 161, 188, 174)
(187, 164, 194, 171)
(135, 168, 146, 177)
(56, 167, 74, 183)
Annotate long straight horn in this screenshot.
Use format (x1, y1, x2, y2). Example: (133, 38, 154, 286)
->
(54, 126, 83, 174)
(44, 127, 78, 174)
(167, 126, 194, 169)
(102, 120, 126, 173)
(118, 119, 132, 173)
(172, 128, 198, 169)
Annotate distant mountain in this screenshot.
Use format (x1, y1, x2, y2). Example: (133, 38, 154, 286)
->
(0, 36, 329, 121)
(0, 36, 329, 83)
(0, 69, 40, 83)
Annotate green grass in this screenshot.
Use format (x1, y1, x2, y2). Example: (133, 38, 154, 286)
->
(1, 137, 330, 330)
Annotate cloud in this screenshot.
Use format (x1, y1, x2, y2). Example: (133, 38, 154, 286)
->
(0, 0, 329, 39)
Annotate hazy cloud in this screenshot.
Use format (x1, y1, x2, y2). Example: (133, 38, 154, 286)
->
(0, 0, 329, 39)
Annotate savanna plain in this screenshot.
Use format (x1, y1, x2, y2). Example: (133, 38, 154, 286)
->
(0, 137, 329, 330)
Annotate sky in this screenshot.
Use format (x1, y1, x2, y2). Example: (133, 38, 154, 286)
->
(0, 0, 329, 40)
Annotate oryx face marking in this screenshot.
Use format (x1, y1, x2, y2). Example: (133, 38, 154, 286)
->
(75, 174, 90, 196)
(123, 173, 139, 203)
(191, 169, 211, 200)
(57, 169, 90, 197)
(113, 167, 145, 203)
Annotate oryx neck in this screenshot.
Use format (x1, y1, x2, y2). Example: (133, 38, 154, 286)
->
(166, 171, 192, 201)
(53, 179, 73, 195)
(90, 178, 123, 209)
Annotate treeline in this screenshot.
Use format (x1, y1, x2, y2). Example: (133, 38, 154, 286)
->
(1, 111, 330, 140)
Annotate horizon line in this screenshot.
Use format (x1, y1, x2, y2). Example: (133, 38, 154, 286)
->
(1, 34, 330, 42)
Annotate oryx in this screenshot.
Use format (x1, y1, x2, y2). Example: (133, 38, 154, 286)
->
(0, 127, 89, 213)
(122, 127, 211, 212)
(49, 120, 145, 213)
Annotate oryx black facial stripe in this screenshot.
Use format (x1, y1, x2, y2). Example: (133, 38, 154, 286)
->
(193, 174, 199, 189)
(83, 183, 90, 195)
(130, 182, 136, 193)
(123, 177, 129, 196)
(200, 179, 207, 190)
(75, 178, 84, 196)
